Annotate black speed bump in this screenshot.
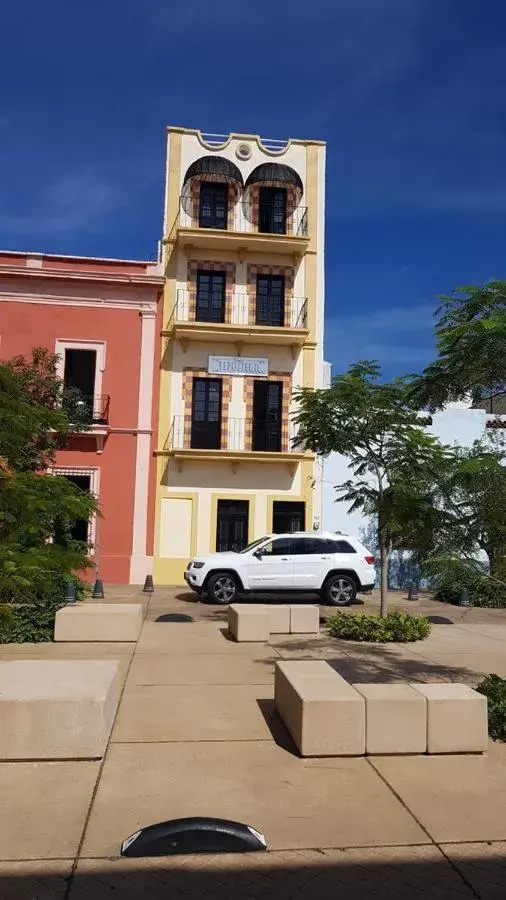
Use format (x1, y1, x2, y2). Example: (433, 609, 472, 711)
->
(121, 816, 267, 857)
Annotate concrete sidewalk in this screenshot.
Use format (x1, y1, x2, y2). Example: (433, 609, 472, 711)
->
(1, 612, 506, 898)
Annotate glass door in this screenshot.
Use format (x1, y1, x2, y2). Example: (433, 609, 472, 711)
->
(252, 381, 282, 452)
(190, 378, 222, 449)
(216, 500, 249, 552)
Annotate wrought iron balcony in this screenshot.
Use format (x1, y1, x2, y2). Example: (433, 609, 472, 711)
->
(166, 415, 304, 455)
(169, 197, 310, 257)
(65, 393, 110, 426)
(168, 291, 308, 331)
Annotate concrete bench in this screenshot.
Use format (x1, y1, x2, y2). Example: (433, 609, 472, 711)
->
(228, 604, 320, 642)
(289, 605, 319, 634)
(274, 660, 365, 757)
(411, 683, 488, 754)
(228, 605, 270, 642)
(354, 683, 427, 754)
(54, 602, 144, 642)
(0, 660, 122, 759)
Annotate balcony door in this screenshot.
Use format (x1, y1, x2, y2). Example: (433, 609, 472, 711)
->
(196, 270, 226, 323)
(63, 349, 96, 422)
(216, 500, 249, 552)
(258, 187, 287, 234)
(252, 380, 282, 452)
(191, 378, 222, 450)
(255, 275, 285, 327)
(198, 182, 228, 229)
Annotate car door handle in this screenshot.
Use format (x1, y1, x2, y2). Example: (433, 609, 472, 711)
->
(320, 556, 331, 559)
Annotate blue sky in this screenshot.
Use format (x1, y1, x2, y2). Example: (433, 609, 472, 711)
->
(1, 0, 505, 379)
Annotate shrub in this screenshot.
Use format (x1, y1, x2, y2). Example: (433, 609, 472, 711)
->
(476, 674, 506, 741)
(424, 555, 506, 608)
(327, 609, 431, 643)
(0, 572, 88, 644)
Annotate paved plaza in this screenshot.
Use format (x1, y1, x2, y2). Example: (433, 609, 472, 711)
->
(1, 588, 506, 898)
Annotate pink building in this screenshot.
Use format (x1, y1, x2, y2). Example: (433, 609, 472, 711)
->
(0, 250, 164, 583)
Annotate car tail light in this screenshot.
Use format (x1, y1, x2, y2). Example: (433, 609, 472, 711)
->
(364, 555, 375, 565)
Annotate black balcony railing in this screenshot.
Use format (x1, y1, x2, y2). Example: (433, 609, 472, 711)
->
(66, 394, 110, 426)
(168, 292, 308, 330)
(178, 197, 308, 238)
(167, 415, 299, 453)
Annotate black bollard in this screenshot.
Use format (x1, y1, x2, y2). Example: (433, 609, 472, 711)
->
(64, 580, 77, 603)
(143, 574, 154, 594)
(407, 581, 418, 601)
(458, 587, 470, 607)
(92, 578, 105, 599)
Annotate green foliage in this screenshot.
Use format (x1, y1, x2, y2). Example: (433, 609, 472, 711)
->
(294, 361, 450, 615)
(327, 609, 432, 643)
(0, 347, 89, 472)
(0, 349, 96, 640)
(476, 675, 506, 741)
(424, 555, 506, 608)
(0, 572, 88, 643)
(409, 282, 506, 411)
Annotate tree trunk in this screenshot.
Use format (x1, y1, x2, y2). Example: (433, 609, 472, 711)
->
(377, 506, 390, 618)
(487, 544, 506, 583)
(379, 539, 390, 618)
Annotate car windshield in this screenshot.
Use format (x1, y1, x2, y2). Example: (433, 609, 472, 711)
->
(239, 537, 269, 554)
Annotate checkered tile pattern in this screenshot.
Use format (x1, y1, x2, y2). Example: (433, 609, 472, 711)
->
(247, 265, 294, 327)
(182, 368, 232, 449)
(187, 260, 236, 323)
(243, 372, 292, 451)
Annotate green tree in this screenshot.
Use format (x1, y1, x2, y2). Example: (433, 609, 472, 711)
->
(429, 435, 506, 582)
(409, 282, 506, 411)
(0, 349, 96, 628)
(294, 362, 448, 616)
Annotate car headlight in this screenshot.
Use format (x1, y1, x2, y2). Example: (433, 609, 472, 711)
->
(192, 562, 205, 569)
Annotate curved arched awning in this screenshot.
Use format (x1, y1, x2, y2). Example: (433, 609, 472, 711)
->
(245, 163, 303, 199)
(183, 155, 244, 188)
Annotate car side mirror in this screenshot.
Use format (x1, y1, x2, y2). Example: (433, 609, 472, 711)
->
(253, 548, 264, 560)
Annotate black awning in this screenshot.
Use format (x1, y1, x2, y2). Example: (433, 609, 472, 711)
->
(183, 155, 244, 187)
(245, 163, 303, 196)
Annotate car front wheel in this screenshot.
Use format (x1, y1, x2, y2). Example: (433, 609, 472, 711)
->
(323, 574, 357, 606)
(206, 572, 238, 605)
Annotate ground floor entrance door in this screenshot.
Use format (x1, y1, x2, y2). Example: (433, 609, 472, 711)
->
(216, 499, 249, 552)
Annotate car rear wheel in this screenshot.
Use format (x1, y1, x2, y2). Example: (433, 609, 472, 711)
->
(206, 572, 238, 605)
(323, 574, 357, 606)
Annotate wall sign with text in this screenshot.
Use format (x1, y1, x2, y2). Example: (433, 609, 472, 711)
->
(208, 356, 269, 377)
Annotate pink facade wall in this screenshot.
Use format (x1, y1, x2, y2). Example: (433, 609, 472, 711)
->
(0, 254, 163, 583)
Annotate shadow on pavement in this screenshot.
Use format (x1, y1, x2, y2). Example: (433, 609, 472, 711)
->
(2, 847, 503, 898)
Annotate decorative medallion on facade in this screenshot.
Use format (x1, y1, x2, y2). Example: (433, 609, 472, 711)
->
(236, 143, 252, 160)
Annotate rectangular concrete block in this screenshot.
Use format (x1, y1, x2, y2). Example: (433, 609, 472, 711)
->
(228, 605, 270, 642)
(265, 605, 291, 634)
(0, 660, 122, 759)
(410, 683, 488, 754)
(355, 683, 427, 755)
(54, 603, 143, 642)
(290, 605, 320, 634)
(275, 660, 365, 756)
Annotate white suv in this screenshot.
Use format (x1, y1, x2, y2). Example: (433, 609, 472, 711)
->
(184, 532, 376, 606)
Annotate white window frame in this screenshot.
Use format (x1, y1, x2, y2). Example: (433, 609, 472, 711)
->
(55, 340, 106, 399)
(48, 466, 100, 553)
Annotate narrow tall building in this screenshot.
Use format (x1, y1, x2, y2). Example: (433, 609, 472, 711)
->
(153, 127, 326, 584)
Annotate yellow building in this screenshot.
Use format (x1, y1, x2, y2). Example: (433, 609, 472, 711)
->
(153, 127, 326, 585)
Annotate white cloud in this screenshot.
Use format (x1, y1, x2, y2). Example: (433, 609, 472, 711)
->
(0, 171, 124, 236)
